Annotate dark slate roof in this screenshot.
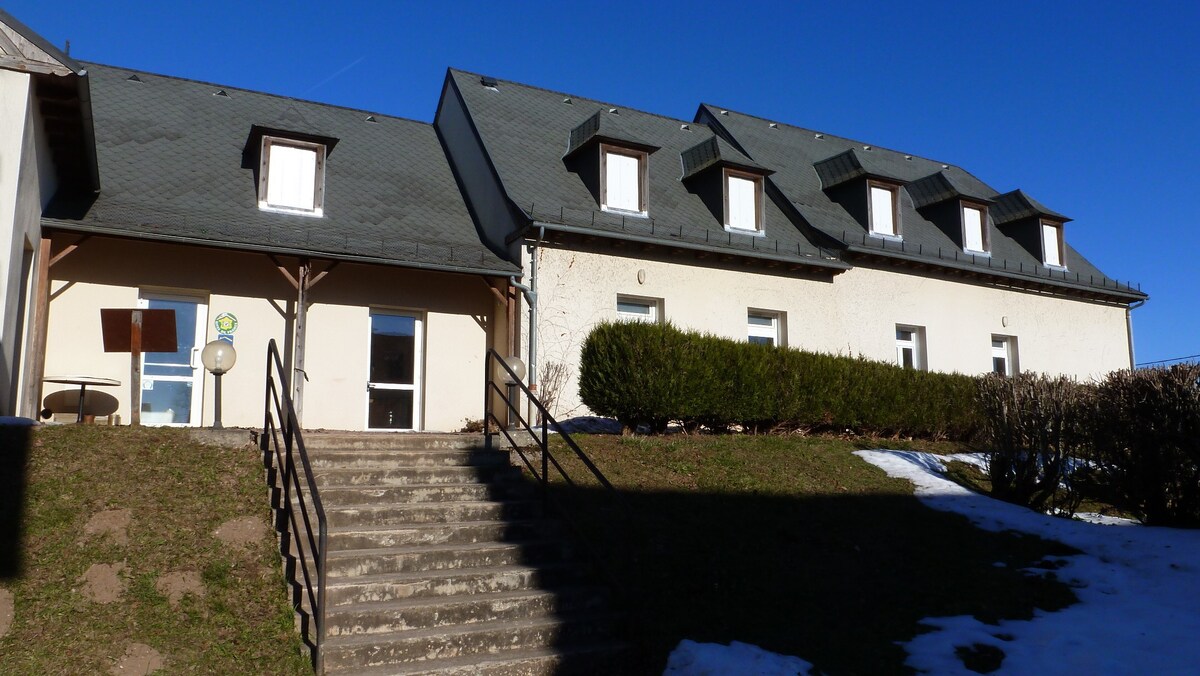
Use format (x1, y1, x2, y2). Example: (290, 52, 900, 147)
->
(565, 109, 659, 157)
(43, 63, 517, 276)
(701, 105, 1144, 300)
(906, 171, 995, 209)
(992, 189, 1071, 224)
(812, 148, 906, 189)
(448, 69, 844, 270)
(679, 134, 768, 180)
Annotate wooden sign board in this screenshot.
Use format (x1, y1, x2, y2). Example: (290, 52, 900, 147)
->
(100, 309, 177, 353)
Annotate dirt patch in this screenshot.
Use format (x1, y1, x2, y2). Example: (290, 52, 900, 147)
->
(0, 587, 13, 639)
(109, 643, 164, 675)
(154, 571, 204, 608)
(82, 509, 132, 546)
(79, 563, 127, 603)
(214, 516, 266, 551)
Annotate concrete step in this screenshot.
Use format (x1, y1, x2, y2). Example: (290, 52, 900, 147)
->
(324, 564, 584, 606)
(307, 448, 510, 469)
(326, 520, 558, 551)
(301, 432, 486, 451)
(312, 465, 521, 487)
(321, 614, 619, 671)
(317, 482, 530, 505)
(325, 540, 568, 578)
(318, 500, 540, 528)
(324, 587, 608, 636)
(342, 642, 630, 675)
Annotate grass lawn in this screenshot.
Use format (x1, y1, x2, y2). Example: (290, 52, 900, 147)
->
(544, 433, 1079, 674)
(0, 425, 308, 674)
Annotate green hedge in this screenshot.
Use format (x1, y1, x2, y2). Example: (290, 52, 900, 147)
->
(578, 321, 981, 439)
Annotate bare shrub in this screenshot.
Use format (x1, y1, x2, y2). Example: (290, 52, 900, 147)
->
(537, 360, 571, 426)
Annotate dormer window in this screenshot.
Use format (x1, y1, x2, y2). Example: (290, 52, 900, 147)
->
(868, 181, 900, 238)
(600, 144, 647, 215)
(724, 169, 763, 232)
(259, 136, 325, 216)
(1041, 221, 1065, 268)
(962, 202, 989, 254)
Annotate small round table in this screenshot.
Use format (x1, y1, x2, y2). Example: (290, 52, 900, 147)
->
(43, 376, 122, 423)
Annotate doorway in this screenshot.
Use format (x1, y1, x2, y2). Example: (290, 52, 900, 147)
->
(138, 292, 208, 425)
(367, 311, 423, 430)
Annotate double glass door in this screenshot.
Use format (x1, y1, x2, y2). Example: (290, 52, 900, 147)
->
(367, 311, 422, 430)
(139, 293, 208, 425)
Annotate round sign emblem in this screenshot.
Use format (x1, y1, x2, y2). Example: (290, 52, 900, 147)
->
(214, 312, 239, 334)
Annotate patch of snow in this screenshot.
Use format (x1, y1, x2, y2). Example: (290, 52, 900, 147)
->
(664, 640, 812, 675)
(855, 449, 1200, 674)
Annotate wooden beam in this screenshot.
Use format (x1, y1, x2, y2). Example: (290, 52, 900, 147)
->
(293, 260, 311, 427)
(129, 310, 143, 426)
(20, 237, 52, 418)
(305, 261, 339, 290)
(480, 276, 508, 305)
(47, 235, 89, 268)
(268, 254, 300, 290)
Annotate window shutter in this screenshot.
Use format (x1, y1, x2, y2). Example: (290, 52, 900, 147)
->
(266, 143, 318, 210)
(605, 152, 641, 212)
(870, 186, 896, 236)
(727, 175, 757, 230)
(963, 205, 985, 252)
(1041, 223, 1061, 266)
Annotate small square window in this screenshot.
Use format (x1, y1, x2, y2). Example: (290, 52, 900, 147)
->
(1041, 221, 1065, 268)
(895, 324, 926, 370)
(992, 335, 1018, 377)
(962, 203, 989, 254)
(259, 136, 325, 216)
(616, 295, 661, 323)
(601, 145, 647, 215)
(868, 182, 900, 238)
(747, 311, 782, 346)
(725, 169, 763, 232)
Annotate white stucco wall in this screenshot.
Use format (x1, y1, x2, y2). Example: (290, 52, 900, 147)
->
(42, 237, 500, 431)
(523, 244, 1133, 419)
(0, 69, 57, 416)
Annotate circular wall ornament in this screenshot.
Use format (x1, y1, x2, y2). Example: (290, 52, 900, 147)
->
(214, 312, 239, 334)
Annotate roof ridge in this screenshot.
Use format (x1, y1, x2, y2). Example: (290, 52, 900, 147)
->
(83, 60, 433, 127)
(449, 67, 715, 130)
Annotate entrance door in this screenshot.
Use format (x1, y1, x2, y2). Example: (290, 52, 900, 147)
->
(138, 293, 208, 425)
(367, 311, 422, 430)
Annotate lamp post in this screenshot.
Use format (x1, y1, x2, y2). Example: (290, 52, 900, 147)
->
(201, 340, 237, 430)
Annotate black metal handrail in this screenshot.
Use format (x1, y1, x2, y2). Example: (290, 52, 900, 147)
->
(262, 339, 327, 673)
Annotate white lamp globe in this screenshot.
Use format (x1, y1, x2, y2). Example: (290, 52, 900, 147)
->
(201, 340, 238, 375)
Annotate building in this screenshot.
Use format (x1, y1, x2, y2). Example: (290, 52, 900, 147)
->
(1, 13, 1146, 430)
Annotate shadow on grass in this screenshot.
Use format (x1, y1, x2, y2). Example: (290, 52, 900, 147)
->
(0, 425, 31, 580)
(546, 481, 1078, 675)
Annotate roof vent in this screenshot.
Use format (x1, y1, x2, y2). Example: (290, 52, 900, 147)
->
(769, 122, 778, 128)
(480, 76, 497, 87)
(814, 133, 824, 139)
(680, 123, 690, 131)
(719, 110, 729, 115)
(942, 164, 950, 169)
(863, 145, 872, 151)
(213, 89, 229, 98)
(563, 97, 572, 104)
(608, 108, 618, 114)
(365, 115, 378, 123)
(126, 74, 143, 83)
(905, 155, 913, 161)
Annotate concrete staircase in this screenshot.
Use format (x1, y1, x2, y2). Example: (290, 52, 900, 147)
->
(283, 432, 627, 674)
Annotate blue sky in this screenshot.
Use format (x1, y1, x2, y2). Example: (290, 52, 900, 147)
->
(9, 1, 1197, 365)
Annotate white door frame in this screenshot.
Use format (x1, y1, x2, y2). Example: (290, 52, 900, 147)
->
(365, 309, 424, 431)
(138, 291, 208, 426)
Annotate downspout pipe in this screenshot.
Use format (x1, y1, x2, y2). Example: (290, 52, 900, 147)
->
(508, 227, 544, 413)
(1126, 298, 1146, 369)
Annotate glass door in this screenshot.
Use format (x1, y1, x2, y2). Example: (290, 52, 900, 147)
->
(367, 311, 422, 430)
(138, 293, 208, 426)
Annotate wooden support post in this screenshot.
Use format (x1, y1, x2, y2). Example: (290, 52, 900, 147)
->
(20, 237, 52, 418)
(293, 259, 310, 427)
(130, 309, 143, 426)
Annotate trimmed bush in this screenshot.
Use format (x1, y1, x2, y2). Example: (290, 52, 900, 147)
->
(1089, 364, 1200, 527)
(578, 321, 981, 439)
(976, 373, 1092, 513)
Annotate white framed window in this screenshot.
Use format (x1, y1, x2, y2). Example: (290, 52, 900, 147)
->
(895, 325, 926, 370)
(724, 169, 763, 232)
(1041, 221, 1064, 268)
(601, 145, 647, 215)
(962, 202, 989, 254)
(616, 295, 661, 323)
(747, 310, 783, 346)
(869, 181, 900, 238)
(259, 136, 326, 216)
(991, 335, 1018, 377)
